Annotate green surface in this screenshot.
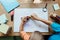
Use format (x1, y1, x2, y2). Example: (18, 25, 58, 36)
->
(0, 36, 23, 40)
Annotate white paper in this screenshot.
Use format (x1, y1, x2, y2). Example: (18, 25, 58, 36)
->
(0, 14, 8, 24)
(33, 0, 42, 3)
(53, 3, 60, 10)
(14, 8, 48, 32)
(0, 24, 10, 34)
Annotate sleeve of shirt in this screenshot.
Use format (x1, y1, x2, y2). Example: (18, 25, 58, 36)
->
(48, 34, 60, 40)
(50, 22, 60, 32)
(20, 31, 30, 40)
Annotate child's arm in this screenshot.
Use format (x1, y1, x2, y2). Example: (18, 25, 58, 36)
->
(31, 13, 53, 25)
(20, 16, 30, 31)
(20, 16, 30, 40)
(31, 13, 60, 32)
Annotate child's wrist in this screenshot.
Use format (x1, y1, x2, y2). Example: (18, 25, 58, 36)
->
(21, 21, 25, 25)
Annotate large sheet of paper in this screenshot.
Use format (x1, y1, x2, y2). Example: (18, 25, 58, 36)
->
(14, 8, 48, 32)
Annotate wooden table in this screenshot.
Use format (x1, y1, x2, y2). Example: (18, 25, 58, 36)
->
(0, 1, 60, 36)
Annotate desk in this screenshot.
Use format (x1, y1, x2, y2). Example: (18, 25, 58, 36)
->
(0, 1, 59, 36)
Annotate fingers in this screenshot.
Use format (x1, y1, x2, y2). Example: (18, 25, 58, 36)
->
(21, 13, 37, 21)
(30, 13, 38, 20)
(21, 16, 30, 23)
(26, 16, 30, 20)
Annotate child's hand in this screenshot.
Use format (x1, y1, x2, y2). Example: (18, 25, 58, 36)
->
(50, 12, 57, 18)
(21, 16, 30, 24)
(31, 13, 39, 20)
